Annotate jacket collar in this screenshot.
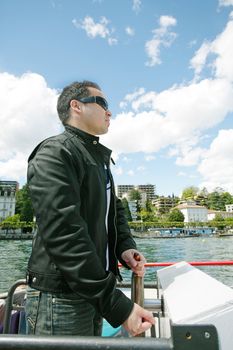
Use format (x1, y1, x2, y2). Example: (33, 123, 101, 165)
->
(65, 125, 99, 144)
(65, 125, 113, 163)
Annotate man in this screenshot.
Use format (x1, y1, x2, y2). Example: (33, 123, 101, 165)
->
(25, 80, 154, 336)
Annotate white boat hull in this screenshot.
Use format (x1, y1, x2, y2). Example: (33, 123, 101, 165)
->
(157, 261, 233, 349)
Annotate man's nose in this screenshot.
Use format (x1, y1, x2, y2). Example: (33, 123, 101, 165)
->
(106, 110, 112, 117)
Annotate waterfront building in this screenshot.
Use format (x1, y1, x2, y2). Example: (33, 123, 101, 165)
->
(207, 209, 233, 220)
(226, 204, 233, 212)
(0, 181, 19, 222)
(176, 203, 208, 223)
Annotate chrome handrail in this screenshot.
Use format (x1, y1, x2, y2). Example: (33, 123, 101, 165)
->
(3, 279, 27, 334)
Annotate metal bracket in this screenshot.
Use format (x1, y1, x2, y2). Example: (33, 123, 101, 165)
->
(172, 324, 220, 350)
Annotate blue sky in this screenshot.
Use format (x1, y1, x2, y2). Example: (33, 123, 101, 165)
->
(0, 0, 233, 196)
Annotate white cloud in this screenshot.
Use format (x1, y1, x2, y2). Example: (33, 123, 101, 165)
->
(72, 16, 117, 45)
(103, 77, 233, 155)
(188, 39, 197, 48)
(175, 147, 206, 167)
(0, 72, 60, 183)
(137, 166, 145, 171)
(198, 129, 233, 192)
(145, 15, 177, 67)
(219, 0, 233, 6)
(120, 87, 145, 109)
(127, 170, 135, 176)
(125, 26, 135, 36)
(145, 155, 156, 161)
(159, 15, 177, 28)
(132, 0, 141, 13)
(190, 41, 212, 76)
(190, 15, 233, 82)
(122, 156, 131, 162)
(114, 166, 123, 176)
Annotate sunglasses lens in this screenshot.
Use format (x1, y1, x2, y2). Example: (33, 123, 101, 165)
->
(78, 96, 108, 111)
(97, 97, 108, 111)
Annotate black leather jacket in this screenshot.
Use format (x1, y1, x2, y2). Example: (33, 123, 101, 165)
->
(26, 125, 137, 327)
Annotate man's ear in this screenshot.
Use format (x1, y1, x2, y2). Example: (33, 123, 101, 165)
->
(70, 99, 81, 112)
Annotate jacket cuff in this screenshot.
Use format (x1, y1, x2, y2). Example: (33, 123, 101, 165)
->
(103, 289, 134, 328)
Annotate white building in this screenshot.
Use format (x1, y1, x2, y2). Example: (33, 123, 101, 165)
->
(0, 181, 18, 222)
(176, 203, 208, 223)
(128, 200, 137, 221)
(208, 209, 233, 221)
(226, 204, 233, 212)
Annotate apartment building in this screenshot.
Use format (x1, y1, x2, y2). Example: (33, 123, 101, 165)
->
(0, 181, 19, 221)
(116, 184, 156, 201)
(116, 185, 135, 198)
(152, 195, 177, 214)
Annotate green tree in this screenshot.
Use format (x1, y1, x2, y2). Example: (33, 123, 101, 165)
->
(210, 213, 225, 230)
(168, 209, 185, 222)
(194, 187, 208, 206)
(15, 183, 34, 222)
(207, 191, 224, 210)
(181, 186, 199, 201)
(225, 217, 233, 227)
(206, 188, 233, 211)
(214, 213, 224, 221)
(221, 191, 233, 207)
(1, 214, 21, 232)
(128, 189, 141, 201)
(139, 208, 157, 222)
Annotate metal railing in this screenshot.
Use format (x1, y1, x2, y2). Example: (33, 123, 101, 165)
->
(0, 323, 219, 350)
(1, 261, 225, 349)
(3, 279, 27, 334)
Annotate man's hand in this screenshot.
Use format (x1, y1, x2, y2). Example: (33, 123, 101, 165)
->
(121, 249, 146, 277)
(122, 303, 155, 336)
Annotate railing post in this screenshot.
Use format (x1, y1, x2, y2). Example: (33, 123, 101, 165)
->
(131, 272, 145, 337)
(131, 273, 144, 307)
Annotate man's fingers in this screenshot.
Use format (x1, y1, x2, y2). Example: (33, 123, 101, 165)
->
(140, 321, 153, 333)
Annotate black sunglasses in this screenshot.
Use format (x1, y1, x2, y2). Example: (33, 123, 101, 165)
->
(77, 96, 109, 111)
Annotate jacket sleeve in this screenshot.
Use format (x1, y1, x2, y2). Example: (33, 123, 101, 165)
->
(28, 139, 134, 327)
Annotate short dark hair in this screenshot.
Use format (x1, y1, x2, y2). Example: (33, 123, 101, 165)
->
(57, 80, 101, 124)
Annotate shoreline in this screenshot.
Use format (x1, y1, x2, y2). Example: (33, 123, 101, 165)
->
(0, 233, 33, 240)
(132, 232, 202, 239)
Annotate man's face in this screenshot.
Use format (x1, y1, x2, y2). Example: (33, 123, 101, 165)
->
(79, 87, 111, 136)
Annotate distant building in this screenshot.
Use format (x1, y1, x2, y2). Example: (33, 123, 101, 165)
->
(0, 181, 19, 221)
(116, 184, 156, 201)
(207, 209, 233, 220)
(116, 185, 135, 199)
(152, 195, 177, 214)
(137, 185, 156, 201)
(226, 204, 233, 212)
(128, 200, 137, 221)
(176, 203, 208, 223)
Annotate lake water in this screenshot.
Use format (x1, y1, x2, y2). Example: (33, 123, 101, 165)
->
(0, 236, 233, 293)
